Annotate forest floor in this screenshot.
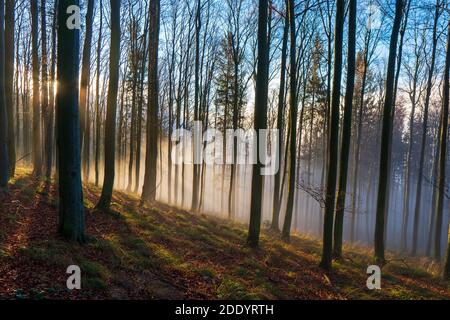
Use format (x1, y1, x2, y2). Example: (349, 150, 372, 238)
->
(0, 167, 449, 300)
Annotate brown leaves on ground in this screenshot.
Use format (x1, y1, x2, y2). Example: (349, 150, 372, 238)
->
(0, 167, 449, 300)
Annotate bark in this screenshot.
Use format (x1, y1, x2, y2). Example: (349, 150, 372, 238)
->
(0, 0, 7, 191)
(80, 0, 95, 181)
(56, 0, 85, 242)
(319, 0, 345, 270)
(5, 0, 14, 178)
(271, 1, 288, 231)
(141, 0, 160, 203)
(31, 0, 42, 177)
(434, 20, 450, 262)
(374, 0, 404, 264)
(96, 0, 121, 211)
(412, 0, 440, 256)
(333, 0, 357, 258)
(247, 0, 269, 248)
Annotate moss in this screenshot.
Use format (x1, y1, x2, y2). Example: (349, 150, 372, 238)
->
(80, 260, 111, 280)
(217, 277, 267, 300)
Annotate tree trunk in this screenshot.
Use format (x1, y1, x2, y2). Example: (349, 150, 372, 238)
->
(319, 0, 345, 270)
(94, 0, 102, 186)
(0, 0, 7, 191)
(247, 0, 269, 248)
(271, 2, 288, 231)
(412, 0, 440, 256)
(434, 20, 450, 262)
(80, 0, 95, 181)
(141, 0, 160, 203)
(96, 0, 121, 211)
(5, 0, 14, 178)
(191, 0, 201, 213)
(333, 0, 357, 258)
(440, 20, 450, 277)
(374, 0, 404, 264)
(56, 0, 85, 242)
(31, 0, 42, 177)
(281, 0, 298, 242)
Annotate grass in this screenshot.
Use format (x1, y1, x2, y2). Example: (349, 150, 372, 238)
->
(0, 167, 448, 300)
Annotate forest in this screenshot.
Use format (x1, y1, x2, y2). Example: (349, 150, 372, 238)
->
(0, 0, 449, 300)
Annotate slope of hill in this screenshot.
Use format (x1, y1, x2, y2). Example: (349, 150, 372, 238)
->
(0, 168, 449, 300)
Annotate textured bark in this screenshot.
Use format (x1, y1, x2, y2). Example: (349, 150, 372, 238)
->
(31, 0, 42, 177)
(333, 0, 357, 258)
(191, 0, 201, 213)
(56, 0, 85, 242)
(412, 0, 440, 256)
(374, 0, 404, 264)
(141, 0, 160, 203)
(80, 0, 95, 181)
(5, 0, 14, 178)
(271, 0, 288, 232)
(94, 0, 103, 186)
(434, 20, 450, 262)
(0, 0, 8, 191)
(319, 0, 345, 270)
(96, 0, 121, 211)
(247, 0, 268, 248)
(281, 0, 297, 242)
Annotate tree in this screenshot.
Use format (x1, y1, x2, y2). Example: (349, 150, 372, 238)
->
(333, 0, 357, 258)
(247, 0, 269, 248)
(434, 19, 450, 263)
(31, 0, 42, 177)
(5, 0, 14, 178)
(0, 0, 7, 192)
(96, 0, 121, 211)
(56, 0, 85, 242)
(374, 0, 404, 264)
(191, 0, 202, 213)
(271, 0, 288, 231)
(412, 0, 440, 256)
(442, 19, 450, 279)
(281, 0, 297, 243)
(142, 0, 161, 203)
(319, 0, 345, 270)
(41, 0, 51, 180)
(80, 0, 95, 181)
(94, 0, 103, 186)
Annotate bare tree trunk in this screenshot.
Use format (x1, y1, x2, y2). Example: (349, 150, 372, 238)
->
(247, 0, 269, 248)
(333, 0, 357, 258)
(374, 0, 404, 264)
(412, 0, 440, 256)
(141, 0, 160, 203)
(56, 0, 85, 242)
(94, 0, 103, 186)
(5, 0, 14, 178)
(0, 0, 7, 191)
(320, 0, 345, 270)
(31, 0, 42, 177)
(271, 2, 288, 231)
(96, 0, 121, 211)
(80, 0, 95, 181)
(440, 20, 450, 277)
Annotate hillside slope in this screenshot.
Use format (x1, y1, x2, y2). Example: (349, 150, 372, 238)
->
(0, 168, 449, 300)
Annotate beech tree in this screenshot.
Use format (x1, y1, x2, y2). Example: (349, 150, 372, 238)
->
(142, 0, 161, 203)
(320, 0, 345, 270)
(0, 0, 7, 192)
(247, 0, 269, 248)
(56, 0, 85, 242)
(374, 0, 404, 264)
(96, 0, 121, 211)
